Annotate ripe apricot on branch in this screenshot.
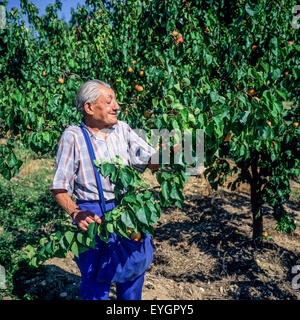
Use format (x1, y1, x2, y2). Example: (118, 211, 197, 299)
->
(176, 35, 183, 44)
(132, 60, 137, 65)
(248, 88, 255, 96)
(288, 41, 293, 45)
(267, 121, 271, 127)
(204, 26, 210, 32)
(128, 67, 133, 73)
(58, 78, 64, 84)
(253, 96, 260, 103)
(42, 71, 47, 76)
(172, 30, 179, 36)
(135, 84, 143, 92)
(139, 70, 144, 77)
(251, 44, 257, 51)
(293, 122, 299, 128)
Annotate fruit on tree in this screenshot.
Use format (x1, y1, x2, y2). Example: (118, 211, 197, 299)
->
(58, 78, 64, 84)
(288, 41, 293, 45)
(132, 60, 137, 65)
(248, 88, 255, 96)
(172, 30, 179, 36)
(176, 35, 183, 44)
(128, 67, 133, 73)
(253, 96, 260, 103)
(204, 26, 210, 32)
(251, 44, 257, 51)
(135, 84, 143, 92)
(42, 71, 47, 77)
(293, 122, 299, 127)
(267, 121, 271, 127)
(139, 70, 144, 77)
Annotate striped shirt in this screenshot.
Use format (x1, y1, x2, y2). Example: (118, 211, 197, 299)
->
(50, 120, 156, 201)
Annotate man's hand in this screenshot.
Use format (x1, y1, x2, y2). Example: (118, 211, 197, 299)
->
(51, 190, 102, 232)
(72, 209, 102, 232)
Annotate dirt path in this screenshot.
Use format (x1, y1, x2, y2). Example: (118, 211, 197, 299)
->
(14, 173, 300, 300)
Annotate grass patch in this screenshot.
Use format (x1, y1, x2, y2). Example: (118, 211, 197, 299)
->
(0, 142, 69, 300)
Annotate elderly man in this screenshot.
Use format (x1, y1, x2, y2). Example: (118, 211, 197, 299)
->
(51, 79, 159, 300)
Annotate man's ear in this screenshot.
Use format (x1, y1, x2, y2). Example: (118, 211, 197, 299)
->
(83, 102, 93, 115)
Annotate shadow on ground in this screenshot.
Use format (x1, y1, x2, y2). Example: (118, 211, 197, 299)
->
(151, 190, 300, 300)
(12, 263, 81, 300)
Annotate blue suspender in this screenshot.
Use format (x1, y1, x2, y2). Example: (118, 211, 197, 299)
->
(80, 125, 107, 213)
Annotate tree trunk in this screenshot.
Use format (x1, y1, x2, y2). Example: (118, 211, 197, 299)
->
(251, 187, 263, 241)
(250, 152, 263, 241)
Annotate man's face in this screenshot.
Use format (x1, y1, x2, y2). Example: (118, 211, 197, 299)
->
(85, 86, 120, 128)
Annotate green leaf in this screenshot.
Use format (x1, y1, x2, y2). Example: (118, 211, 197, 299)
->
(45, 241, 53, 254)
(65, 231, 74, 245)
(100, 163, 116, 179)
(119, 167, 132, 187)
(39, 237, 47, 246)
(121, 210, 136, 228)
(182, 78, 191, 86)
(106, 223, 114, 233)
(210, 91, 219, 103)
(275, 89, 287, 100)
(122, 194, 137, 204)
(152, 97, 159, 107)
(43, 131, 51, 144)
(71, 241, 79, 258)
(116, 222, 130, 239)
(88, 222, 97, 239)
(76, 232, 85, 245)
(174, 83, 182, 92)
(161, 181, 170, 201)
(239, 111, 251, 125)
(170, 183, 181, 200)
(6, 153, 18, 168)
(172, 102, 184, 110)
(136, 207, 149, 226)
(146, 200, 159, 224)
(245, 3, 259, 16)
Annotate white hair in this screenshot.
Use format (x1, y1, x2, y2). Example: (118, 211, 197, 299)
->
(76, 79, 111, 114)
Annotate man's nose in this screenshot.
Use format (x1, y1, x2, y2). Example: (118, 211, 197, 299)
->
(113, 100, 120, 110)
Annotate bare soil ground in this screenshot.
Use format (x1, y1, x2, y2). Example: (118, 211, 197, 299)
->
(13, 170, 300, 301)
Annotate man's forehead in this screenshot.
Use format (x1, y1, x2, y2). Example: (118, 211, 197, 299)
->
(98, 86, 115, 99)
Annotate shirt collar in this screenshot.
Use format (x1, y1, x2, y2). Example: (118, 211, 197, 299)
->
(80, 120, 118, 138)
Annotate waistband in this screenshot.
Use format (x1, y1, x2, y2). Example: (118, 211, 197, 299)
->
(76, 199, 117, 205)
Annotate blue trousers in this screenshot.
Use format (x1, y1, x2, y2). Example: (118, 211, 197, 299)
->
(79, 271, 145, 300)
(74, 200, 153, 300)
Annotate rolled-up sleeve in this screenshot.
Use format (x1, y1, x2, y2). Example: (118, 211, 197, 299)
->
(126, 124, 157, 173)
(50, 131, 77, 196)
